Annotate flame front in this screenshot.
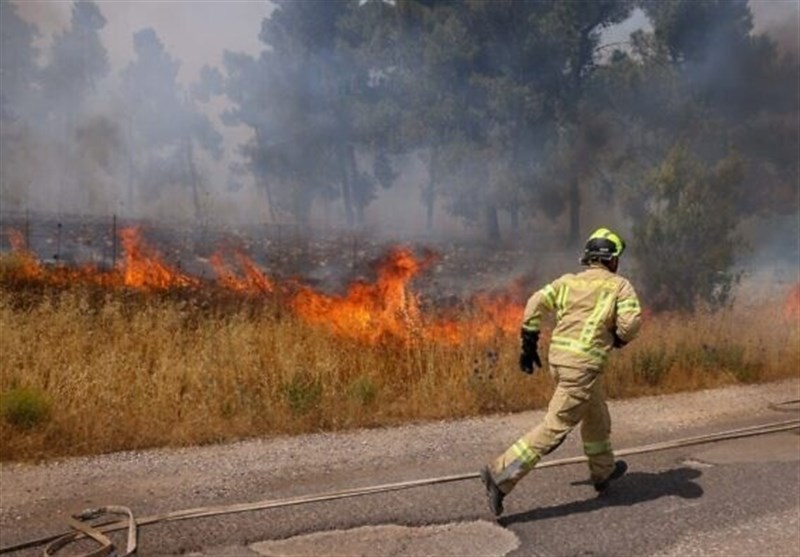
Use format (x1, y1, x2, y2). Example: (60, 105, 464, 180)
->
(785, 284, 800, 320)
(119, 227, 198, 289)
(210, 250, 274, 294)
(3, 228, 527, 345)
(5, 230, 42, 279)
(291, 247, 425, 343)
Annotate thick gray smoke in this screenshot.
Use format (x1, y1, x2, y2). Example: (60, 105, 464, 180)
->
(1, 0, 797, 261)
(1, 1, 270, 225)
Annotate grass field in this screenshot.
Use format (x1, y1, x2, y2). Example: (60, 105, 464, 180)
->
(1, 249, 798, 462)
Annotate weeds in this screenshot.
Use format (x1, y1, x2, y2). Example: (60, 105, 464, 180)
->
(283, 371, 323, 415)
(1, 285, 797, 461)
(348, 375, 377, 406)
(0, 387, 51, 429)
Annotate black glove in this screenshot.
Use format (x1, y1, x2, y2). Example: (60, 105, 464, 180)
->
(519, 329, 542, 374)
(612, 332, 627, 349)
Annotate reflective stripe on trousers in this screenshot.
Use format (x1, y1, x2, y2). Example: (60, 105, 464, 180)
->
(490, 365, 615, 494)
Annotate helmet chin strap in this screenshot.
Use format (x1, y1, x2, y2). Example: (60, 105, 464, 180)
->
(582, 256, 618, 273)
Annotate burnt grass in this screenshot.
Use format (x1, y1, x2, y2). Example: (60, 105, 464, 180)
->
(0, 210, 542, 309)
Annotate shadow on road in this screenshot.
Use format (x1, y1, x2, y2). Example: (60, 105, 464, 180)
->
(499, 467, 703, 526)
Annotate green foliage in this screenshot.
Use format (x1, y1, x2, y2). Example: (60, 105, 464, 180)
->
(689, 343, 762, 383)
(632, 347, 674, 386)
(0, 387, 51, 429)
(631, 144, 744, 312)
(283, 371, 323, 415)
(348, 375, 377, 406)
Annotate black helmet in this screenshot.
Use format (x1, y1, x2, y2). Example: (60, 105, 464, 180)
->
(580, 227, 625, 265)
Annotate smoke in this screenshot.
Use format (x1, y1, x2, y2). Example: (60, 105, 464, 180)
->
(2, 0, 271, 225)
(1, 0, 797, 285)
(750, 0, 800, 57)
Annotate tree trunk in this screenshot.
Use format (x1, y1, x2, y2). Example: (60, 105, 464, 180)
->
(185, 136, 202, 222)
(253, 128, 276, 222)
(338, 144, 355, 227)
(424, 148, 438, 232)
(568, 176, 581, 248)
(485, 204, 501, 244)
(509, 206, 519, 233)
(126, 116, 136, 212)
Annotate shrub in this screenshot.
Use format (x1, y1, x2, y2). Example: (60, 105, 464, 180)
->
(348, 375, 377, 406)
(0, 387, 51, 429)
(629, 144, 743, 312)
(633, 347, 673, 386)
(283, 372, 322, 415)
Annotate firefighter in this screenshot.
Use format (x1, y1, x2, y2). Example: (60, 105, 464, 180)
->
(480, 227, 642, 516)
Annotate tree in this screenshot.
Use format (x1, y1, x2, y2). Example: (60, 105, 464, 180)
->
(0, 1, 40, 123)
(223, 0, 396, 226)
(633, 144, 743, 312)
(40, 1, 109, 115)
(0, 0, 41, 209)
(38, 0, 110, 212)
(121, 28, 222, 219)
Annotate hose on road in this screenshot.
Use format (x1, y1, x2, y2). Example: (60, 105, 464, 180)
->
(2, 416, 798, 556)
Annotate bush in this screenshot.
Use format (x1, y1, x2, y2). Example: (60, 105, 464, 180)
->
(0, 387, 51, 429)
(283, 372, 322, 415)
(633, 347, 673, 386)
(630, 144, 743, 312)
(348, 375, 377, 406)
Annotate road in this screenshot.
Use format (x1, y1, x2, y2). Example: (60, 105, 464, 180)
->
(1, 379, 798, 556)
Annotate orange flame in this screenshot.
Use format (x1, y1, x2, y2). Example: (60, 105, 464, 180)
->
(2, 228, 529, 345)
(425, 289, 524, 345)
(784, 284, 800, 320)
(291, 247, 427, 343)
(119, 227, 198, 290)
(5, 229, 43, 279)
(210, 250, 274, 294)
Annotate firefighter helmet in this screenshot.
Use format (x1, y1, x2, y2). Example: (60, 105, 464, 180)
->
(580, 227, 625, 265)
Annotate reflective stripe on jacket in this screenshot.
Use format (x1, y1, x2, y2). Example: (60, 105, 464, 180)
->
(521, 264, 642, 371)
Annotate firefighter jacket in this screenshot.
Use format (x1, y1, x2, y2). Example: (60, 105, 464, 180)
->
(522, 264, 642, 371)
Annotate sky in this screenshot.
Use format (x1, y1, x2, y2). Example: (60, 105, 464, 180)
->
(13, 1, 797, 87)
(13, 0, 274, 86)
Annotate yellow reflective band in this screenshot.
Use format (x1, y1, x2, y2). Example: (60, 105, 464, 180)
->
(617, 299, 641, 314)
(562, 278, 617, 289)
(583, 439, 612, 456)
(522, 320, 540, 332)
(541, 284, 557, 310)
(580, 290, 614, 345)
(512, 439, 540, 469)
(551, 336, 608, 364)
(556, 284, 570, 321)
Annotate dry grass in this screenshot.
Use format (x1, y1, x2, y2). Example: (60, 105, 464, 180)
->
(1, 281, 798, 462)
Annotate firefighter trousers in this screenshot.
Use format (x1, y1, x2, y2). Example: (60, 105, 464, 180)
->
(490, 364, 615, 494)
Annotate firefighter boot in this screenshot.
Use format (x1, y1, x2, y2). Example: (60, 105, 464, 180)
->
(480, 466, 505, 517)
(594, 460, 628, 494)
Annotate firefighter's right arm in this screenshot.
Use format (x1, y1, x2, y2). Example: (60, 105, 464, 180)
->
(615, 279, 642, 344)
(521, 278, 561, 333)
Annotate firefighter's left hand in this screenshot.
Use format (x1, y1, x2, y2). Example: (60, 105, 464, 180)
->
(519, 330, 542, 374)
(519, 351, 540, 374)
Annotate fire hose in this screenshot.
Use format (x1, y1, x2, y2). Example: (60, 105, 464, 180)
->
(2, 406, 798, 556)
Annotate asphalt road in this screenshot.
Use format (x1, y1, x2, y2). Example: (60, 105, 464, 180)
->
(1, 381, 798, 557)
(194, 421, 800, 557)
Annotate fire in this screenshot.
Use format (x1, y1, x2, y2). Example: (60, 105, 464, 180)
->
(2, 227, 528, 345)
(4, 229, 43, 279)
(426, 290, 525, 345)
(210, 251, 274, 294)
(784, 284, 800, 320)
(119, 227, 199, 289)
(291, 247, 428, 343)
